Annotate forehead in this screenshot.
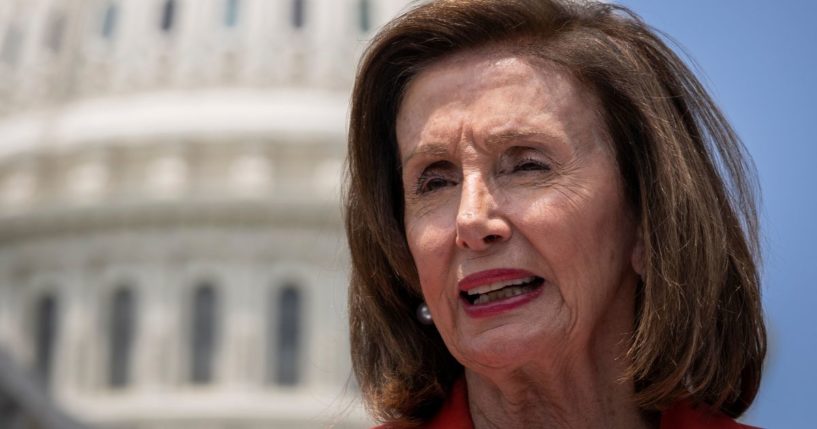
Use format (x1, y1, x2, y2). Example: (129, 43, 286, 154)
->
(396, 46, 606, 159)
(409, 46, 568, 92)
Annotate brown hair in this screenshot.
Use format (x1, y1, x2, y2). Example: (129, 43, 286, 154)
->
(344, 0, 766, 425)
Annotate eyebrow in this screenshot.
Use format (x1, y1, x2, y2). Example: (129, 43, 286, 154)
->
(401, 143, 450, 169)
(401, 129, 560, 168)
(485, 130, 559, 145)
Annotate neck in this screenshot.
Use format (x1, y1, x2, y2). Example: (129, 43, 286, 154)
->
(465, 358, 656, 429)
(461, 271, 653, 428)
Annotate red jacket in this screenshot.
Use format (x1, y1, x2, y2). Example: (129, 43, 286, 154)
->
(375, 378, 759, 429)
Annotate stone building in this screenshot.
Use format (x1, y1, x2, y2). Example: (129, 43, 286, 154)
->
(0, 0, 409, 427)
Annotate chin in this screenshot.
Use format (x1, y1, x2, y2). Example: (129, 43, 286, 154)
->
(448, 322, 564, 372)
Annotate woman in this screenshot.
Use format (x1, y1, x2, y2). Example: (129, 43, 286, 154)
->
(345, 0, 766, 428)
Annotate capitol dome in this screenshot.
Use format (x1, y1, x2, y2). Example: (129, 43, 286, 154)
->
(0, 0, 409, 427)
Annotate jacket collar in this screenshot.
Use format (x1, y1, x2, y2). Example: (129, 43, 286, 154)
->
(425, 378, 758, 429)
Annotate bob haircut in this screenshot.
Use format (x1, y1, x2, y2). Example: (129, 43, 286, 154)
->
(345, 0, 766, 425)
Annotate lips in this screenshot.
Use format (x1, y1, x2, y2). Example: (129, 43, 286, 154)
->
(458, 268, 545, 317)
(463, 276, 542, 304)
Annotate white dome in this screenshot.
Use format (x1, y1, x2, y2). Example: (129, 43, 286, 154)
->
(0, 0, 411, 427)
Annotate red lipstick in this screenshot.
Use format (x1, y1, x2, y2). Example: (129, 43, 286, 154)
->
(458, 268, 544, 318)
(458, 268, 537, 291)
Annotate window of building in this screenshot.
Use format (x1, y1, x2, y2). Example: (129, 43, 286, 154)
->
(270, 285, 302, 386)
(190, 283, 217, 384)
(45, 13, 65, 52)
(291, 0, 305, 29)
(160, 0, 176, 33)
(358, 0, 371, 33)
(0, 26, 21, 65)
(108, 287, 135, 388)
(34, 293, 58, 386)
(0, 394, 38, 428)
(101, 1, 119, 39)
(224, 0, 240, 28)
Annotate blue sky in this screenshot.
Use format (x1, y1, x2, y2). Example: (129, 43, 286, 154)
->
(613, 1, 817, 426)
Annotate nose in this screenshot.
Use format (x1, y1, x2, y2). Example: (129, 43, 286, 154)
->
(455, 175, 511, 251)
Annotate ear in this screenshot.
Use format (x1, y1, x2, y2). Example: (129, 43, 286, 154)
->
(631, 224, 645, 277)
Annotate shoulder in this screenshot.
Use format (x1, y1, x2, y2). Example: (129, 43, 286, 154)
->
(371, 378, 473, 429)
(660, 402, 761, 429)
(374, 389, 762, 429)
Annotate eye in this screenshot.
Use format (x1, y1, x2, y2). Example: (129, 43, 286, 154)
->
(417, 175, 452, 194)
(413, 161, 458, 195)
(513, 158, 550, 173)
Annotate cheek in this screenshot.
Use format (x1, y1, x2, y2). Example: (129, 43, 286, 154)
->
(517, 185, 634, 303)
(405, 214, 455, 289)
(405, 194, 458, 255)
(570, 212, 635, 315)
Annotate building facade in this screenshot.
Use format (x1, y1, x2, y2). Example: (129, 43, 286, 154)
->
(0, 0, 410, 427)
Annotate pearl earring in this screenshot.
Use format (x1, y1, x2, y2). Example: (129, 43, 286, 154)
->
(416, 302, 433, 325)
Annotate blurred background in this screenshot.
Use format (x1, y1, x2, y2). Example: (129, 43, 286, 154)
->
(0, 0, 813, 428)
(0, 0, 411, 427)
(614, 2, 817, 427)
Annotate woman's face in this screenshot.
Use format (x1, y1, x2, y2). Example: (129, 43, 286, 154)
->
(396, 48, 643, 371)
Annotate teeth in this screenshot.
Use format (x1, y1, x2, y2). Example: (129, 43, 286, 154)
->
(472, 285, 532, 305)
(466, 276, 539, 296)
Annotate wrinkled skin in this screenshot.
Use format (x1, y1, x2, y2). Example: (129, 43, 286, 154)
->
(396, 47, 651, 429)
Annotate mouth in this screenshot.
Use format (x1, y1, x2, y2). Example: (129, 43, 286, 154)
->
(459, 275, 545, 306)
